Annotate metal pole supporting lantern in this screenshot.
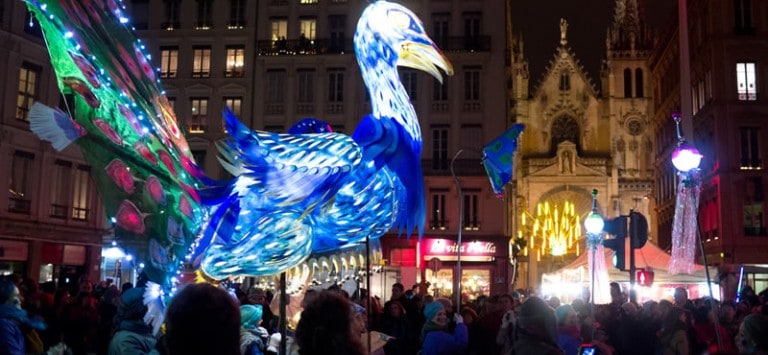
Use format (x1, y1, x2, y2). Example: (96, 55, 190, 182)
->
(450, 149, 465, 309)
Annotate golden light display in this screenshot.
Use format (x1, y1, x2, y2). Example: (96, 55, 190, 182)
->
(518, 200, 582, 261)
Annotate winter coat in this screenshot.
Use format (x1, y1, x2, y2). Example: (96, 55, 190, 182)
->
(107, 320, 156, 355)
(421, 322, 468, 355)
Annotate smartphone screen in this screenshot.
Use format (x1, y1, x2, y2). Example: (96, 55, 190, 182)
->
(579, 343, 596, 355)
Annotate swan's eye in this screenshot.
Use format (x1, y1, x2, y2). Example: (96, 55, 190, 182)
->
(390, 10, 410, 30)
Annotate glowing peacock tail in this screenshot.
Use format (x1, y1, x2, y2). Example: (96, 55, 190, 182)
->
(25, 0, 209, 287)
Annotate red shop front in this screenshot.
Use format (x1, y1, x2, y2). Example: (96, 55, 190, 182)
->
(419, 237, 510, 300)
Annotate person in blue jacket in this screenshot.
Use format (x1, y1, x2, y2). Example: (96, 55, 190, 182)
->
(0, 277, 46, 355)
(420, 301, 468, 355)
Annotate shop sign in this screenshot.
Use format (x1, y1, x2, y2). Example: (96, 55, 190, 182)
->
(423, 239, 497, 256)
(0, 240, 29, 261)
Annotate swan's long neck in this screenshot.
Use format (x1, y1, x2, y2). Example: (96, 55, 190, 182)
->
(355, 32, 421, 144)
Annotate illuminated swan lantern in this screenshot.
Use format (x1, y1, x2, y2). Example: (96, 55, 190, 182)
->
(26, 0, 453, 284)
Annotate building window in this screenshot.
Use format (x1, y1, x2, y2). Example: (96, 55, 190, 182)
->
(162, 0, 181, 30)
(734, 0, 754, 34)
(635, 68, 644, 98)
(192, 150, 206, 170)
(50, 160, 72, 218)
(740, 127, 761, 170)
(559, 71, 570, 91)
(223, 97, 242, 117)
(463, 66, 481, 111)
(192, 46, 211, 78)
(432, 125, 449, 170)
(228, 0, 246, 29)
(301, 0, 318, 3)
(460, 124, 483, 152)
(744, 176, 765, 236)
(328, 69, 344, 103)
(624, 68, 632, 98)
(463, 12, 481, 50)
(432, 78, 449, 112)
(270, 18, 288, 43)
(400, 69, 418, 101)
(299, 18, 316, 40)
(551, 116, 581, 153)
(17, 63, 40, 121)
(72, 165, 91, 220)
(432, 13, 450, 48)
(196, 0, 213, 29)
(189, 97, 209, 133)
(266, 69, 286, 103)
(328, 15, 346, 53)
(160, 46, 178, 78)
(430, 189, 448, 230)
(737, 62, 757, 101)
(225, 46, 245, 77)
(9, 151, 34, 214)
(463, 190, 480, 230)
(265, 69, 285, 115)
(297, 69, 314, 114)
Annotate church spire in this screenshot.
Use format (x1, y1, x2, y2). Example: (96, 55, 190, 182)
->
(607, 0, 653, 53)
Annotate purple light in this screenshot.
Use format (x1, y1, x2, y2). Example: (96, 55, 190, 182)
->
(671, 143, 702, 172)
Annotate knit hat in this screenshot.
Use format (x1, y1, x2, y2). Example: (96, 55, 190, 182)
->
(119, 287, 147, 321)
(741, 314, 768, 350)
(517, 296, 558, 343)
(240, 304, 263, 328)
(423, 301, 444, 321)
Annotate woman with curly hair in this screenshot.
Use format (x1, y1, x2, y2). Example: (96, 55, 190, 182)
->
(294, 291, 365, 355)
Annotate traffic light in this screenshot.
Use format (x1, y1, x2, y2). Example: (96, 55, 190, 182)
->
(603, 236, 626, 270)
(636, 269, 655, 286)
(602, 217, 627, 270)
(629, 211, 648, 249)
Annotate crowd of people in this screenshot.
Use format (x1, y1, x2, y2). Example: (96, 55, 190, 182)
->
(1, 274, 768, 355)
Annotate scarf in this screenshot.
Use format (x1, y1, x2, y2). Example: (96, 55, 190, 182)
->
(420, 320, 446, 342)
(116, 319, 153, 336)
(0, 304, 46, 330)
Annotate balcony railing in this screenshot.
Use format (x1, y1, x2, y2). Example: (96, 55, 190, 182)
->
(257, 36, 490, 56)
(50, 204, 68, 218)
(422, 158, 486, 176)
(257, 38, 354, 56)
(8, 198, 31, 214)
(434, 36, 491, 52)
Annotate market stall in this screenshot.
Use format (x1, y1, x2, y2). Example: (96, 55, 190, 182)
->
(542, 241, 719, 304)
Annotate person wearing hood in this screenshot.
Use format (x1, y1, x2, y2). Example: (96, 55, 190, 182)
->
(0, 277, 46, 355)
(108, 287, 156, 355)
(240, 304, 269, 355)
(420, 301, 468, 355)
(513, 296, 564, 355)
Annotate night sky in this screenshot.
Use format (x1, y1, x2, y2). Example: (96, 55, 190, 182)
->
(509, 0, 677, 90)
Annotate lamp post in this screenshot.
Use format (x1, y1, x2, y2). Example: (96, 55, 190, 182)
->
(671, 114, 722, 350)
(583, 189, 604, 309)
(450, 149, 467, 310)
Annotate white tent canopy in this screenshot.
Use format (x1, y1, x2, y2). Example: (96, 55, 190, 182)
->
(542, 240, 718, 303)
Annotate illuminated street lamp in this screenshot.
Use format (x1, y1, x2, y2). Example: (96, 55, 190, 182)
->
(584, 189, 604, 306)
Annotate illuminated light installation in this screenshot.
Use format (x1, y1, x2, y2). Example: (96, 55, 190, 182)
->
(669, 113, 703, 275)
(519, 200, 582, 261)
(25, 0, 452, 285)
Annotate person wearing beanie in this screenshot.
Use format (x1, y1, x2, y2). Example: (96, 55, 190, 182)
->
(240, 304, 269, 355)
(737, 313, 768, 354)
(108, 287, 156, 355)
(555, 305, 581, 355)
(513, 296, 563, 355)
(420, 301, 468, 355)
